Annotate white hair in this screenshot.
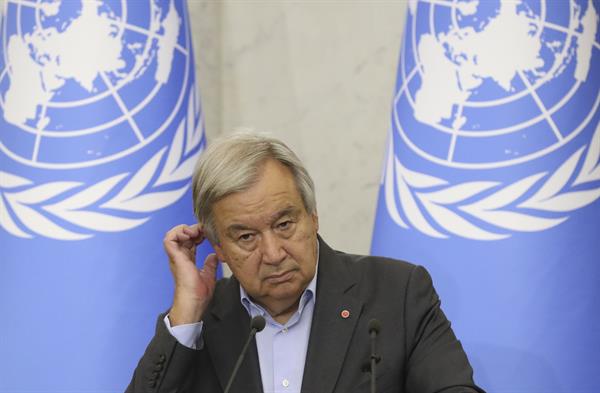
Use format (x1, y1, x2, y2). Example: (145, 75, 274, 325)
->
(192, 132, 316, 243)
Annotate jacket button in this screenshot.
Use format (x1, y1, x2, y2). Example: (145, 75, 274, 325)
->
(158, 354, 166, 363)
(148, 380, 157, 388)
(154, 363, 163, 371)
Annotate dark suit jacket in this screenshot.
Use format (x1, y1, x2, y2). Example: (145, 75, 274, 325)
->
(127, 238, 483, 393)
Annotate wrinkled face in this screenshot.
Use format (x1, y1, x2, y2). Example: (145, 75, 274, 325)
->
(211, 159, 319, 316)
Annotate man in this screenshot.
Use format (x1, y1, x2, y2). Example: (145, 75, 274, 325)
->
(127, 133, 483, 393)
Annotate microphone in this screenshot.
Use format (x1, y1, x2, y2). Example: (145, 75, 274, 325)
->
(223, 315, 266, 393)
(367, 319, 381, 393)
(251, 315, 267, 331)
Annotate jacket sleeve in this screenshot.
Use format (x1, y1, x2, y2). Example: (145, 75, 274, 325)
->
(403, 265, 485, 393)
(125, 313, 201, 393)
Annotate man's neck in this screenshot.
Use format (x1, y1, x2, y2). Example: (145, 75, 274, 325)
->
(267, 300, 300, 324)
(251, 296, 300, 325)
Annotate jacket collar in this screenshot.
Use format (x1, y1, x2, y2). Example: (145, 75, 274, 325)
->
(300, 236, 364, 393)
(203, 276, 264, 393)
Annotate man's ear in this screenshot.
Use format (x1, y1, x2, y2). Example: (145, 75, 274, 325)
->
(203, 223, 226, 263)
(212, 243, 227, 265)
(311, 211, 319, 232)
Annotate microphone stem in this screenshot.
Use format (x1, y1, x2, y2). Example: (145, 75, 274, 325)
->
(370, 330, 377, 393)
(223, 328, 258, 393)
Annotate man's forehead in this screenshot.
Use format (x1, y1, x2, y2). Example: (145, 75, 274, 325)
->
(225, 205, 301, 232)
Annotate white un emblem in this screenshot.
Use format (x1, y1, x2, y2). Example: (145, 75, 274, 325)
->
(0, 0, 204, 240)
(384, 0, 600, 240)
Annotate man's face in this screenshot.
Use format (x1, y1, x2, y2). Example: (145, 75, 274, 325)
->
(211, 159, 319, 317)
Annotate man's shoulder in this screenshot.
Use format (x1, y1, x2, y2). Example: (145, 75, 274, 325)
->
(324, 245, 423, 293)
(320, 244, 433, 305)
(332, 247, 417, 275)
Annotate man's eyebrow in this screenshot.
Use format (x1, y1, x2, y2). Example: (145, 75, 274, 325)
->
(226, 224, 252, 234)
(225, 207, 301, 235)
(271, 206, 299, 222)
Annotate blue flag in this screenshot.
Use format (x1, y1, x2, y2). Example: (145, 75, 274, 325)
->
(0, 1, 211, 391)
(372, 0, 599, 391)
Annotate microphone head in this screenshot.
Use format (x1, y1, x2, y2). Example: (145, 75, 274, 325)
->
(368, 318, 381, 334)
(250, 315, 266, 332)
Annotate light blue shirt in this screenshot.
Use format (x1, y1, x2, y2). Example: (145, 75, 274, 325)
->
(165, 265, 318, 393)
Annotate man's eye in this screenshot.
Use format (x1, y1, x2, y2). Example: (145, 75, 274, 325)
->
(278, 221, 292, 230)
(238, 233, 254, 242)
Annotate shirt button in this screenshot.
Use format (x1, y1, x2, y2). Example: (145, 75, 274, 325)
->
(282, 378, 290, 387)
(282, 327, 288, 333)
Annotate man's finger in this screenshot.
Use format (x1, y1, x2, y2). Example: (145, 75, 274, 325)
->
(202, 253, 219, 277)
(182, 224, 198, 237)
(174, 232, 191, 242)
(164, 224, 190, 240)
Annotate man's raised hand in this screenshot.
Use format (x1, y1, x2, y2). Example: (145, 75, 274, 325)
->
(164, 224, 219, 326)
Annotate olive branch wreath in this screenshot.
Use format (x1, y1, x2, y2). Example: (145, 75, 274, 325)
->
(384, 123, 600, 240)
(0, 91, 203, 241)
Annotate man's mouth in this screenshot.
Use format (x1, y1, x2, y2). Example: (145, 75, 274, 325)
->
(265, 270, 295, 284)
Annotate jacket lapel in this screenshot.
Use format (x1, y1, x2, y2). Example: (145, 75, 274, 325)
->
(301, 238, 364, 393)
(204, 277, 264, 393)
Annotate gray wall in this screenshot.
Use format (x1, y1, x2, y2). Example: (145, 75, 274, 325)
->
(189, 1, 407, 255)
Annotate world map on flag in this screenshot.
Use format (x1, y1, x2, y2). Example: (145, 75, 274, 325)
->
(398, 0, 598, 168)
(1, 0, 191, 168)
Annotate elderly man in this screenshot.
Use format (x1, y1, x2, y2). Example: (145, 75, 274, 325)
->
(127, 133, 483, 393)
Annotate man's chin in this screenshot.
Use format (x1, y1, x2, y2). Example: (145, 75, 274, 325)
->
(268, 281, 305, 301)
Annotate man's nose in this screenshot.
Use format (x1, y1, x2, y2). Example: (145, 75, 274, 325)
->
(260, 232, 286, 265)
